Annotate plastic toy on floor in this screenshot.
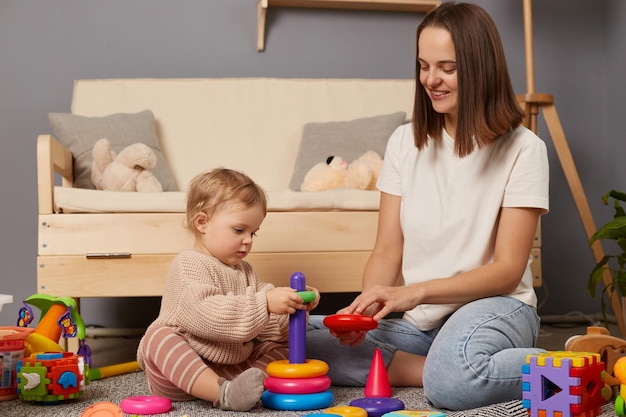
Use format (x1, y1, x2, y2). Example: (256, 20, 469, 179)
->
(17, 294, 91, 365)
(16, 351, 89, 403)
(11, 294, 95, 404)
(382, 411, 446, 417)
(0, 326, 34, 400)
(522, 351, 607, 417)
(261, 272, 334, 411)
(613, 356, 626, 415)
(565, 325, 626, 390)
(349, 348, 405, 417)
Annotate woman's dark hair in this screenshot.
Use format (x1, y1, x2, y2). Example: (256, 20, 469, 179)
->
(412, 2, 524, 157)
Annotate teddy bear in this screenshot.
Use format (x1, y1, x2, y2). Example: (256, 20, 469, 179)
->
(300, 150, 383, 192)
(91, 138, 163, 192)
(344, 150, 383, 190)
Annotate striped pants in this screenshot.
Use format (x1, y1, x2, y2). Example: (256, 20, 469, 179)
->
(138, 324, 289, 401)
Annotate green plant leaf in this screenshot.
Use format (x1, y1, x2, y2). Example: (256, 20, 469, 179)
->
(607, 189, 626, 203)
(589, 216, 626, 244)
(601, 189, 626, 217)
(588, 256, 611, 297)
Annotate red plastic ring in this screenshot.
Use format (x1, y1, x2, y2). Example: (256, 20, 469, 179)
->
(264, 375, 331, 394)
(323, 314, 378, 332)
(120, 395, 172, 414)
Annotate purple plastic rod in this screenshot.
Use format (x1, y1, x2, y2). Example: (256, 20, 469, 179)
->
(289, 271, 306, 364)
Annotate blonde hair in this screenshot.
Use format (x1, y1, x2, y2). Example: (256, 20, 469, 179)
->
(185, 168, 268, 235)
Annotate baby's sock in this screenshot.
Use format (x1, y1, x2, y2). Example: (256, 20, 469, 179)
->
(213, 368, 265, 411)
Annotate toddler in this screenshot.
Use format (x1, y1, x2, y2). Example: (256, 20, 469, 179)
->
(138, 168, 319, 411)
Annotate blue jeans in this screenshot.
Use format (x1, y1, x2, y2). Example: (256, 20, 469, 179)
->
(306, 296, 542, 410)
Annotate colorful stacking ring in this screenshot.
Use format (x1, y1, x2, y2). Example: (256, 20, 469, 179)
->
(323, 315, 378, 332)
(349, 397, 405, 417)
(305, 414, 343, 417)
(264, 375, 331, 394)
(266, 359, 329, 379)
(382, 410, 446, 417)
(80, 401, 124, 417)
(120, 395, 172, 414)
(296, 291, 317, 303)
(261, 389, 334, 410)
(325, 406, 369, 417)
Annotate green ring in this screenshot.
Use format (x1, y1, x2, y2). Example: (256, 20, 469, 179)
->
(615, 395, 625, 416)
(296, 291, 316, 303)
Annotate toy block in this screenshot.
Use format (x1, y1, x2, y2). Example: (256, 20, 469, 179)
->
(522, 351, 605, 417)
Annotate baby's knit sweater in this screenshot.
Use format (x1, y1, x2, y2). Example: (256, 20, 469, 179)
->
(138, 249, 289, 365)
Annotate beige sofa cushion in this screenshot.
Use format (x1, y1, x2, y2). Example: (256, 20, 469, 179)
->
(53, 187, 380, 213)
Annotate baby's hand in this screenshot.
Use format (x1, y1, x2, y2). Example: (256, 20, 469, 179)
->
(303, 286, 321, 312)
(266, 287, 307, 315)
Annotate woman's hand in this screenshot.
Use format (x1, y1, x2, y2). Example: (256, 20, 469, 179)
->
(344, 285, 421, 321)
(329, 328, 368, 346)
(325, 303, 379, 346)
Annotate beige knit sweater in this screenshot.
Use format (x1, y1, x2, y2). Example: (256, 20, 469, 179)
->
(138, 249, 289, 365)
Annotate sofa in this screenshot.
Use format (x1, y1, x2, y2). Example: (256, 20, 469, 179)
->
(36, 78, 542, 333)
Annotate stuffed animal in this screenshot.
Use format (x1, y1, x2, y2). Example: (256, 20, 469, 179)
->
(344, 150, 383, 191)
(300, 150, 383, 192)
(301, 155, 348, 192)
(91, 138, 163, 192)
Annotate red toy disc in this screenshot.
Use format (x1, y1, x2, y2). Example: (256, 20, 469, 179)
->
(323, 314, 378, 332)
(264, 375, 331, 394)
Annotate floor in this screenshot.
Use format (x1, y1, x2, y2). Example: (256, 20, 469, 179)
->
(84, 320, 623, 368)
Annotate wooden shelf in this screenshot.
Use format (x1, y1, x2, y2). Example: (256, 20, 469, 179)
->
(257, 0, 442, 51)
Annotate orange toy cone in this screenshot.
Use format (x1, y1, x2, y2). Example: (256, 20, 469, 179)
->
(364, 348, 392, 398)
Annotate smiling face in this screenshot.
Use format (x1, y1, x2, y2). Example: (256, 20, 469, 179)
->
(194, 201, 265, 267)
(418, 26, 458, 137)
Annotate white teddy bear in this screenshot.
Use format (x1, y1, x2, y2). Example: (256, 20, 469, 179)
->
(91, 138, 163, 192)
(300, 150, 383, 192)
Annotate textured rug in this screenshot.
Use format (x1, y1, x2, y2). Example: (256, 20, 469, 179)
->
(0, 370, 618, 417)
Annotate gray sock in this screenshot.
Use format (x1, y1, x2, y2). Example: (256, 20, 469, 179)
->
(213, 368, 265, 411)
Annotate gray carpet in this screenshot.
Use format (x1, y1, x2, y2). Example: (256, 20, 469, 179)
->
(0, 370, 619, 417)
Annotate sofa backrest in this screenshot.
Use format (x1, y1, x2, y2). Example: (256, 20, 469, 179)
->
(71, 78, 414, 192)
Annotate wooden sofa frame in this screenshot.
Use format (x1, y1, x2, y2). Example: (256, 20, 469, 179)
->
(37, 133, 541, 299)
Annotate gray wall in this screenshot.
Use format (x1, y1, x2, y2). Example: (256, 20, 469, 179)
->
(1, 1, 625, 329)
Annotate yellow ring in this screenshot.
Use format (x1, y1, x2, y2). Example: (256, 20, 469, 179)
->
(266, 359, 329, 379)
(325, 406, 368, 417)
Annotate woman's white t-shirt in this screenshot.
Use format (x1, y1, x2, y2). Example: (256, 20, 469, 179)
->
(377, 124, 549, 331)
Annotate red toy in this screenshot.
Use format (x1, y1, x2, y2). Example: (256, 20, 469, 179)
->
(365, 348, 392, 398)
(323, 314, 378, 332)
(16, 351, 89, 403)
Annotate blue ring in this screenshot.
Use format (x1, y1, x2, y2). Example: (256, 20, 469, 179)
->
(349, 397, 405, 417)
(261, 389, 334, 411)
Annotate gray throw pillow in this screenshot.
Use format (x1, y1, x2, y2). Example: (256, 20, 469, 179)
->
(289, 111, 406, 191)
(49, 110, 177, 191)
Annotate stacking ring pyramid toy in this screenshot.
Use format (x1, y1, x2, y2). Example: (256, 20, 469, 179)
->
(261, 272, 334, 411)
(349, 348, 405, 417)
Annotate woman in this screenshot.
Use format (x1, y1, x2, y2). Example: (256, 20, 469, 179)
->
(306, 2, 549, 410)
